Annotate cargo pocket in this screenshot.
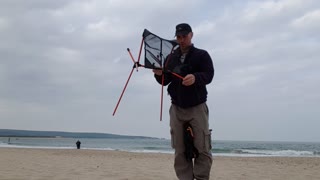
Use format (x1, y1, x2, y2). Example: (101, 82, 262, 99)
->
(170, 128, 175, 148)
(204, 129, 212, 151)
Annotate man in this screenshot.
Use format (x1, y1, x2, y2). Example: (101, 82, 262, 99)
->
(153, 23, 214, 180)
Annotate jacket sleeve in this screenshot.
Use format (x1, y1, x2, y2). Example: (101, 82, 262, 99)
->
(154, 72, 172, 86)
(194, 51, 214, 86)
(154, 53, 176, 86)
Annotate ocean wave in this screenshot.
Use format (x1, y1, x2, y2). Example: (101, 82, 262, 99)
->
(313, 151, 320, 155)
(238, 149, 316, 156)
(2, 138, 320, 157)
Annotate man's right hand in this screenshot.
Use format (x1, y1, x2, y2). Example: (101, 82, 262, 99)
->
(153, 69, 163, 76)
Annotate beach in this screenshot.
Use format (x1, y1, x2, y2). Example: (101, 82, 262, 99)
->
(0, 148, 320, 180)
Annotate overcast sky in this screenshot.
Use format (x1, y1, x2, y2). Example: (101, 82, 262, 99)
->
(1, 0, 319, 142)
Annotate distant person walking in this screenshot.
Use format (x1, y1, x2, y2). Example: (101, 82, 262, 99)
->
(76, 140, 81, 149)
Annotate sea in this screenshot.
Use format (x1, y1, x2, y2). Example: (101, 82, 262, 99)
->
(1, 137, 320, 157)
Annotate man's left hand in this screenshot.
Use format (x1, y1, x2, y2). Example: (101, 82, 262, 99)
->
(182, 74, 195, 86)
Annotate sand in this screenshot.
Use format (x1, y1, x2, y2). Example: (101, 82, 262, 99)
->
(0, 148, 319, 180)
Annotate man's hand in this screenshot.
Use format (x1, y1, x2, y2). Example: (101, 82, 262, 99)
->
(182, 74, 195, 86)
(153, 69, 163, 76)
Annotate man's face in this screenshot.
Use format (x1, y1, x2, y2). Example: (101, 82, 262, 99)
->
(176, 32, 193, 50)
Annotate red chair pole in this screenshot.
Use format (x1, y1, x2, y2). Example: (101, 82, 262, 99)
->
(137, 38, 144, 64)
(112, 67, 135, 116)
(160, 73, 164, 121)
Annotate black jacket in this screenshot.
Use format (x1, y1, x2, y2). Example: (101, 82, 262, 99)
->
(154, 45, 214, 108)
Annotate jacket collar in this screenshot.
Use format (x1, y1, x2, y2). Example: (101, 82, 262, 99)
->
(176, 44, 195, 56)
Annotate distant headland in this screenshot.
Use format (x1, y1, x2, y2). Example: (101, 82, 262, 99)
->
(0, 129, 156, 139)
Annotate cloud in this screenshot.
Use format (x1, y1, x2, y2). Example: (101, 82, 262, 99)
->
(291, 9, 320, 36)
(0, 17, 9, 30)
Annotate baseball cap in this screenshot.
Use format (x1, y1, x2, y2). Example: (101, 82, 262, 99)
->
(175, 23, 192, 36)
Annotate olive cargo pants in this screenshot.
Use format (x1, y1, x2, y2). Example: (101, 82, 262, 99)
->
(170, 103, 213, 180)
